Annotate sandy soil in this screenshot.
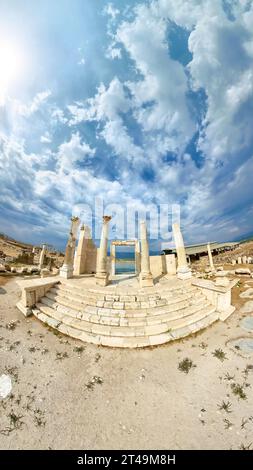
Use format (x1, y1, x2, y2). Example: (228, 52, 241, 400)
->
(0, 277, 253, 450)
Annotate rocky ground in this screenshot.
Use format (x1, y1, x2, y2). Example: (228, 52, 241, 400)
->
(193, 241, 253, 272)
(0, 274, 253, 450)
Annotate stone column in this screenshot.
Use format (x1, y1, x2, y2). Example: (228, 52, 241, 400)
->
(172, 223, 192, 280)
(207, 243, 215, 272)
(110, 243, 116, 276)
(139, 221, 154, 287)
(135, 240, 141, 274)
(60, 216, 80, 279)
(95, 216, 111, 286)
(38, 245, 46, 269)
(74, 224, 91, 275)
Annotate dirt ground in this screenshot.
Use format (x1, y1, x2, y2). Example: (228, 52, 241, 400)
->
(0, 275, 253, 450)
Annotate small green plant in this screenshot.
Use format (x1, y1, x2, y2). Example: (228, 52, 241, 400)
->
(41, 348, 49, 355)
(199, 342, 208, 350)
(7, 411, 24, 431)
(34, 409, 46, 427)
(95, 353, 101, 363)
(73, 346, 85, 354)
(224, 418, 233, 430)
(212, 348, 227, 362)
(5, 320, 18, 330)
(85, 376, 103, 390)
(55, 351, 68, 360)
(241, 418, 248, 430)
(239, 442, 252, 450)
(243, 364, 253, 378)
(231, 383, 247, 400)
(178, 358, 196, 374)
(224, 372, 235, 381)
(218, 401, 232, 413)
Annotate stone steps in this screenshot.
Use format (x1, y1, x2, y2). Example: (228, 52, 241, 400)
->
(57, 280, 197, 300)
(48, 285, 203, 312)
(33, 304, 218, 348)
(31, 279, 220, 348)
(40, 294, 211, 327)
(38, 301, 216, 336)
(43, 290, 206, 319)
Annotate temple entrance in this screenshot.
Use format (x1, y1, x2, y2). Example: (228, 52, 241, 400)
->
(110, 240, 141, 276)
(115, 245, 135, 274)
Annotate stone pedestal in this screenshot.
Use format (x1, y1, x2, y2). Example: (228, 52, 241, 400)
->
(95, 216, 111, 286)
(139, 221, 154, 288)
(172, 223, 191, 280)
(60, 217, 80, 279)
(165, 254, 177, 276)
(192, 278, 237, 322)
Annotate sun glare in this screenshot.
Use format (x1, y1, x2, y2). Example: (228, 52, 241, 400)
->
(0, 40, 25, 104)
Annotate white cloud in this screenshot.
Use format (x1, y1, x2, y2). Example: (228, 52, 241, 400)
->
(116, 3, 196, 155)
(103, 3, 120, 20)
(40, 131, 52, 144)
(57, 132, 95, 173)
(17, 90, 52, 117)
(105, 44, 122, 60)
(68, 78, 144, 161)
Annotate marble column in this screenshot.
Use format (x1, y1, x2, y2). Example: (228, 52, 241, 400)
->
(172, 223, 192, 280)
(135, 240, 141, 275)
(74, 224, 91, 275)
(207, 243, 215, 272)
(38, 245, 46, 269)
(139, 221, 154, 287)
(110, 243, 116, 276)
(60, 216, 80, 279)
(95, 215, 111, 286)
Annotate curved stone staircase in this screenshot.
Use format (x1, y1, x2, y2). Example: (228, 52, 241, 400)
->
(31, 278, 219, 348)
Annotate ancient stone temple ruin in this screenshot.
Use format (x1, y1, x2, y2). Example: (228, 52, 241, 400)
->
(16, 216, 236, 348)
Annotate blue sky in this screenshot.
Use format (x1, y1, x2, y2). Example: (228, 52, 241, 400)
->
(0, 0, 253, 250)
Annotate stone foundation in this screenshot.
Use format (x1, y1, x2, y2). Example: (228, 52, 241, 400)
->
(16, 277, 60, 316)
(191, 278, 237, 321)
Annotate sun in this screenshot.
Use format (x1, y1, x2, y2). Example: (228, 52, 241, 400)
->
(0, 40, 25, 104)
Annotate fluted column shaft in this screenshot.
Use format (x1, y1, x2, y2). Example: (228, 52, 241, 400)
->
(172, 223, 191, 280)
(39, 245, 46, 269)
(140, 222, 151, 274)
(139, 221, 154, 287)
(60, 216, 80, 279)
(95, 216, 111, 286)
(207, 243, 215, 271)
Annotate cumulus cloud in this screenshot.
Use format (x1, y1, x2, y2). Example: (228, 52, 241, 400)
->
(17, 90, 52, 117)
(57, 132, 95, 173)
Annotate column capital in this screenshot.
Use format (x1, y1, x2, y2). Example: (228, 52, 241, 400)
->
(103, 215, 112, 224)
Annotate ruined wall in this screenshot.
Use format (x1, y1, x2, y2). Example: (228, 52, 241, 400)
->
(150, 254, 167, 278)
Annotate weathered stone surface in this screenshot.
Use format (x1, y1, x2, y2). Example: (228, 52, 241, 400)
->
(240, 301, 253, 314)
(0, 374, 12, 399)
(235, 268, 251, 275)
(240, 316, 253, 332)
(229, 338, 253, 355)
(240, 288, 253, 299)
